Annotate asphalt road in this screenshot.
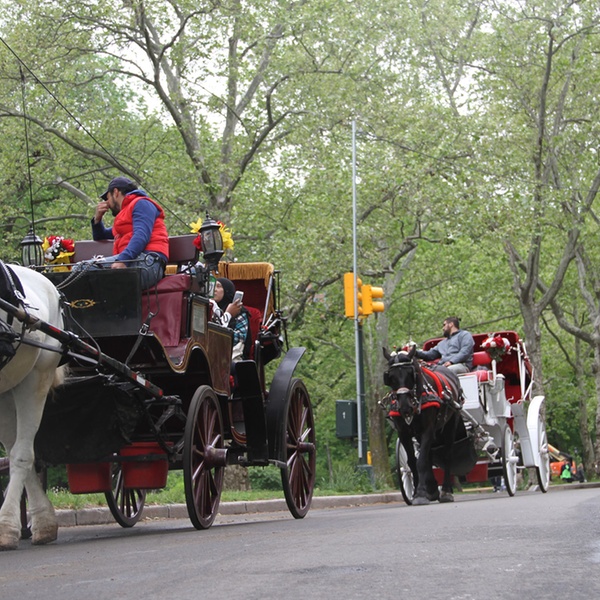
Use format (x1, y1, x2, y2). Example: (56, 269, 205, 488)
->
(1, 485, 599, 600)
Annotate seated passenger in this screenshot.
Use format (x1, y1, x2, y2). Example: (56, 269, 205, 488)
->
(73, 176, 169, 290)
(211, 277, 251, 362)
(415, 316, 474, 374)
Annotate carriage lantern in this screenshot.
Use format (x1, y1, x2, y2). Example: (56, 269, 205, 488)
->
(199, 212, 224, 269)
(20, 227, 44, 267)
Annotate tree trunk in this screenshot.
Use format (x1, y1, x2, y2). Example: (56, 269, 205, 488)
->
(592, 348, 600, 476)
(571, 337, 594, 478)
(363, 311, 393, 487)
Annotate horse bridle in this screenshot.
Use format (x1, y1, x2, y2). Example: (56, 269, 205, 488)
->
(385, 359, 422, 416)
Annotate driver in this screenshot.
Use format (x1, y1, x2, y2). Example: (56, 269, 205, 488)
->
(74, 176, 169, 290)
(415, 316, 474, 374)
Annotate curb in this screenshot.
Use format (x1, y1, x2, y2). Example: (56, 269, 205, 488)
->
(55, 492, 406, 528)
(55, 482, 599, 528)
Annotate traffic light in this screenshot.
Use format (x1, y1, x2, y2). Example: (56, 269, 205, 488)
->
(361, 284, 385, 316)
(344, 272, 363, 318)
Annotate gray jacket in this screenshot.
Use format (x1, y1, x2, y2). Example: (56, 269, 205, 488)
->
(416, 329, 475, 369)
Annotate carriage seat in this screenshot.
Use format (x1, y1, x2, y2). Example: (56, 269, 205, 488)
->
(470, 351, 493, 382)
(73, 234, 198, 274)
(217, 262, 276, 362)
(140, 235, 198, 346)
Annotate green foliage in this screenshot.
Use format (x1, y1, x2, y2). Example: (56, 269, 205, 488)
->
(2, 0, 600, 485)
(248, 466, 282, 491)
(317, 462, 375, 494)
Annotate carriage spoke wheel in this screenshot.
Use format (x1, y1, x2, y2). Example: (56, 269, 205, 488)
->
(183, 385, 226, 530)
(105, 461, 146, 528)
(500, 425, 518, 497)
(280, 379, 316, 519)
(396, 438, 415, 505)
(535, 415, 550, 493)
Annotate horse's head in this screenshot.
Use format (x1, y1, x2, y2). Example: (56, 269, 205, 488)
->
(382, 345, 423, 421)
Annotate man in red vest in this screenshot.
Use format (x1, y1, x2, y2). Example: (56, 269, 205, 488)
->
(77, 176, 169, 289)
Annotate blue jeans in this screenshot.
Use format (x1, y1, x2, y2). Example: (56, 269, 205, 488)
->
(72, 251, 165, 289)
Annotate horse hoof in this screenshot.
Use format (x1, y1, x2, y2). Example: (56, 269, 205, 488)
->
(427, 490, 440, 502)
(439, 492, 454, 503)
(32, 523, 58, 546)
(0, 530, 20, 551)
(412, 496, 430, 506)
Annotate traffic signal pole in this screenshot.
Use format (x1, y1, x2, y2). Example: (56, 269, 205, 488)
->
(351, 120, 367, 464)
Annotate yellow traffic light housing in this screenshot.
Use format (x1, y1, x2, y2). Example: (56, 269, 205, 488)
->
(361, 284, 385, 316)
(344, 272, 363, 318)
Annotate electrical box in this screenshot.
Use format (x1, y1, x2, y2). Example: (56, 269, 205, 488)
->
(336, 400, 358, 438)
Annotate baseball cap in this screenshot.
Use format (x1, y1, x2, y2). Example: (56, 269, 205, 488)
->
(100, 176, 135, 200)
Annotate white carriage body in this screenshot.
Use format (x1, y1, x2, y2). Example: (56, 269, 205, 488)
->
(423, 330, 549, 492)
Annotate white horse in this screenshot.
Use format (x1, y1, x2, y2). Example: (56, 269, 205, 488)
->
(0, 264, 64, 550)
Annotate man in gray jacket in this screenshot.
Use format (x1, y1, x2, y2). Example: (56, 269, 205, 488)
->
(416, 316, 474, 374)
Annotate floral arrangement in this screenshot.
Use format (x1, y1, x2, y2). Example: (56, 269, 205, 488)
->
(42, 235, 75, 271)
(481, 334, 511, 362)
(189, 218, 234, 252)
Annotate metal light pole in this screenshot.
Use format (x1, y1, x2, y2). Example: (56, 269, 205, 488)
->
(352, 120, 367, 464)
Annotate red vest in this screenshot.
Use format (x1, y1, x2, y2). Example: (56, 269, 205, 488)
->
(113, 193, 169, 259)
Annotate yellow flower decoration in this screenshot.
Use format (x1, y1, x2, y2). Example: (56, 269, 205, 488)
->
(189, 217, 203, 234)
(219, 222, 234, 251)
(42, 235, 75, 272)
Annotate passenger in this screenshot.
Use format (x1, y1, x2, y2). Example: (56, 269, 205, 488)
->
(74, 176, 169, 289)
(415, 316, 475, 374)
(211, 277, 251, 362)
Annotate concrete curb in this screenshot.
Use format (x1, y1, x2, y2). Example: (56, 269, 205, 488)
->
(55, 482, 599, 528)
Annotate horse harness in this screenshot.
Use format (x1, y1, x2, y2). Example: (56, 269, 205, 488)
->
(384, 357, 462, 421)
(0, 260, 26, 369)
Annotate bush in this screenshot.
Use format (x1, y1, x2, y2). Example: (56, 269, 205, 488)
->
(248, 466, 282, 490)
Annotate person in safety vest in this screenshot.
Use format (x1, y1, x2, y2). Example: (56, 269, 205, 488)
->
(75, 176, 169, 289)
(560, 461, 574, 483)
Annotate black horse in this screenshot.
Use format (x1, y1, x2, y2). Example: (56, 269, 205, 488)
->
(383, 345, 471, 505)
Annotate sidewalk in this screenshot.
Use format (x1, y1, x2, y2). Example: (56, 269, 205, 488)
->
(55, 481, 600, 528)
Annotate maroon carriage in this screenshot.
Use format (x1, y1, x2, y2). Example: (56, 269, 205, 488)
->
(392, 331, 549, 503)
(8, 234, 317, 529)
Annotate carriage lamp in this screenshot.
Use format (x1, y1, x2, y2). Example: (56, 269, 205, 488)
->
(20, 227, 44, 267)
(199, 212, 224, 269)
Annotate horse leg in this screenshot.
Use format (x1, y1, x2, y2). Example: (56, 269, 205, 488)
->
(21, 368, 59, 546)
(0, 369, 58, 550)
(25, 468, 57, 545)
(0, 392, 22, 550)
(412, 414, 437, 505)
(439, 413, 460, 504)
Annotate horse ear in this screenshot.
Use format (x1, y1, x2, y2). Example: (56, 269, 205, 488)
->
(383, 347, 391, 361)
(408, 345, 416, 359)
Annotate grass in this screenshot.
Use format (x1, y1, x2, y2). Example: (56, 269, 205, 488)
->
(45, 465, 396, 510)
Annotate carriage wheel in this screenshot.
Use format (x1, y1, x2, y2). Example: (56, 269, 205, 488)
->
(183, 385, 226, 530)
(280, 378, 316, 519)
(535, 415, 550, 493)
(500, 425, 518, 497)
(105, 461, 146, 528)
(395, 438, 415, 505)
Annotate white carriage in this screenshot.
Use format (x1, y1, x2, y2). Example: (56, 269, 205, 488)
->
(395, 331, 550, 502)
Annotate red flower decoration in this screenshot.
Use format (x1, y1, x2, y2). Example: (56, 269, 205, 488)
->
(481, 334, 511, 362)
